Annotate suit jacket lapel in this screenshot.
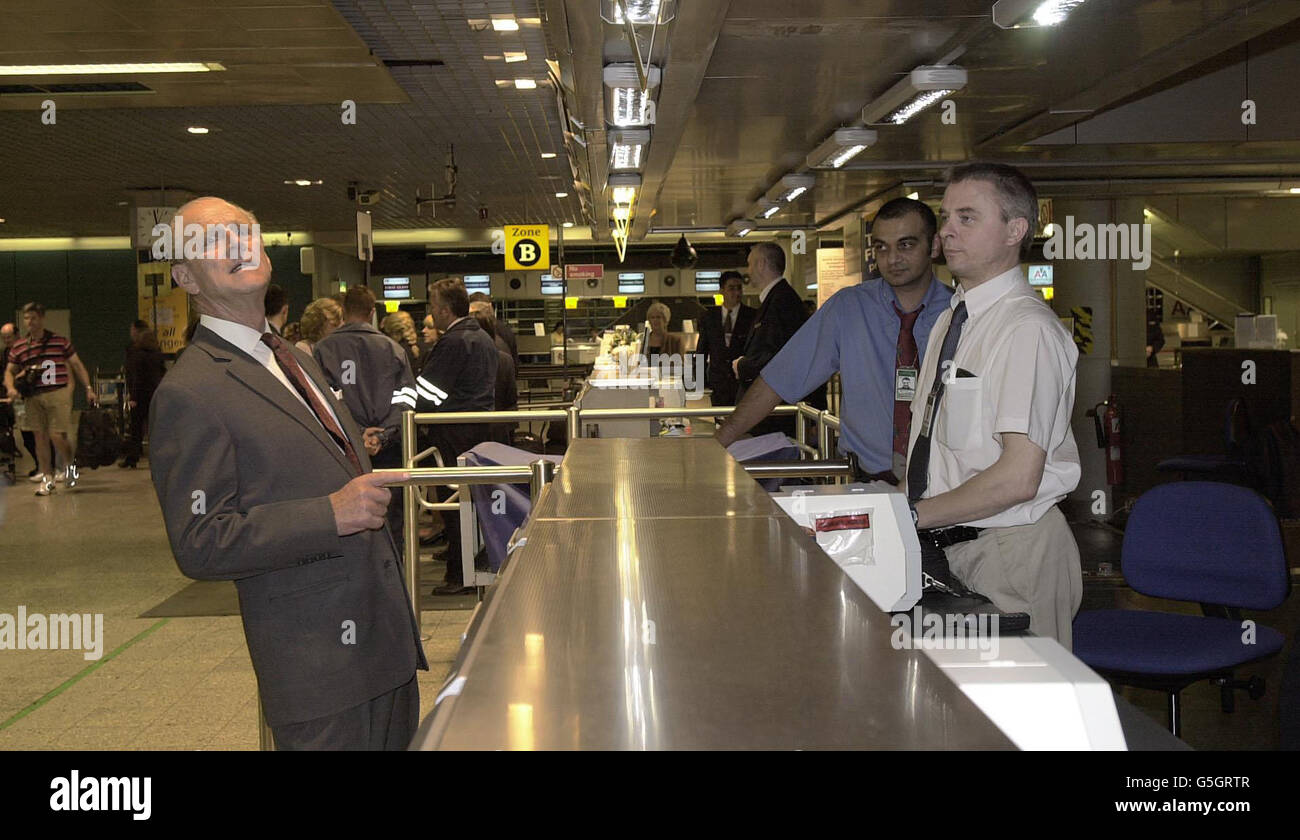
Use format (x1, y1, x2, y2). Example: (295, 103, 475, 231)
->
(192, 327, 358, 477)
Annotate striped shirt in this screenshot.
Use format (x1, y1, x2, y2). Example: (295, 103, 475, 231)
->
(8, 331, 75, 393)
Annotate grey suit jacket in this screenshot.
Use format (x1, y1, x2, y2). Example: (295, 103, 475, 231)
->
(149, 325, 427, 727)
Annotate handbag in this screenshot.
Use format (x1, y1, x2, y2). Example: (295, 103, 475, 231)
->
(14, 333, 52, 398)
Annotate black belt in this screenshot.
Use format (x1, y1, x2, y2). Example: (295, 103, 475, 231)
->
(916, 525, 983, 549)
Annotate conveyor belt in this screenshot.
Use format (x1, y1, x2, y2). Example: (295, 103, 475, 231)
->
(413, 438, 1013, 749)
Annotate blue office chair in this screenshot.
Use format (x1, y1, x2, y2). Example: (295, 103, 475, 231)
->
(1156, 397, 1252, 480)
(1073, 481, 1289, 737)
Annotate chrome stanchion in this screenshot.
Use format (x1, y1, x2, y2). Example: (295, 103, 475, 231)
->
(402, 410, 421, 624)
(567, 404, 581, 441)
(530, 458, 556, 500)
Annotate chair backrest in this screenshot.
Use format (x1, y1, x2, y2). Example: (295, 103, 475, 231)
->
(1123, 481, 1288, 610)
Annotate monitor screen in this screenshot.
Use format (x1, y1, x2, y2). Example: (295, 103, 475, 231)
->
(1027, 264, 1054, 286)
(694, 270, 722, 293)
(617, 271, 645, 294)
(540, 276, 565, 295)
(463, 274, 491, 295)
(382, 276, 411, 299)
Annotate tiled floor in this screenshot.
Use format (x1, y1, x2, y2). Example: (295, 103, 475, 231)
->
(0, 453, 469, 750)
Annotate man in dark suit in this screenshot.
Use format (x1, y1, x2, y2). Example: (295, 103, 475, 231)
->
(468, 291, 518, 368)
(149, 197, 426, 750)
(695, 270, 755, 407)
(733, 242, 823, 436)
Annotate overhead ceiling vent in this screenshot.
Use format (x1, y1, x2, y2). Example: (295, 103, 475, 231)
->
(0, 81, 153, 95)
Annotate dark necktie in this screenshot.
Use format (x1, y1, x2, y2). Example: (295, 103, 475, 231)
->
(892, 302, 923, 462)
(906, 301, 968, 503)
(260, 332, 362, 474)
(723, 308, 734, 346)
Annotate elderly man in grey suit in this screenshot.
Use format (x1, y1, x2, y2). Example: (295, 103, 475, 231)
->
(149, 197, 426, 750)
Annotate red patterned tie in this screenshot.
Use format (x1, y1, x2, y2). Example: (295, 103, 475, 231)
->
(892, 303, 923, 461)
(260, 332, 362, 474)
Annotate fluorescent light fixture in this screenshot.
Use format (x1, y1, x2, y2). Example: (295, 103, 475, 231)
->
(612, 206, 632, 221)
(607, 173, 641, 207)
(862, 65, 967, 125)
(806, 127, 878, 169)
(765, 174, 816, 204)
(600, 0, 677, 24)
(0, 62, 225, 76)
(284, 179, 323, 186)
(555, 192, 569, 198)
(608, 128, 651, 171)
(514, 78, 537, 89)
(1291, 188, 1300, 195)
(754, 199, 781, 220)
(504, 51, 528, 63)
(491, 17, 519, 31)
(907, 191, 920, 200)
(727, 219, 757, 238)
(562, 221, 575, 227)
(603, 63, 661, 127)
(993, 0, 1089, 28)
(541, 152, 557, 159)
(186, 126, 209, 135)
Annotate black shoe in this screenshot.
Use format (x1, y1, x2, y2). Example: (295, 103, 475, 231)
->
(431, 582, 473, 596)
(419, 531, 448, 547)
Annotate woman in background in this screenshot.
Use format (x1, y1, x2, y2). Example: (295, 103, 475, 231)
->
(381, 311, 421, 374)
(296, 298, 343, 355)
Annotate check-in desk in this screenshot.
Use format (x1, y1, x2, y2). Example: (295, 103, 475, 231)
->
(413, 438, 1015, 749)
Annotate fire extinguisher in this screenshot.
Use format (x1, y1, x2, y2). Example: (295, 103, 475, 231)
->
(1092, 395, 1124, 487)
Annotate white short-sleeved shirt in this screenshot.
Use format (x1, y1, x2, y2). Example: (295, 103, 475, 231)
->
(906, 267, 1080, 527)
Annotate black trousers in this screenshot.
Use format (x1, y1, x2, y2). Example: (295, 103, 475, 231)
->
(122, 394, 151, 462)
(271, 675, 419, 751)
(372, 445, 405, 557)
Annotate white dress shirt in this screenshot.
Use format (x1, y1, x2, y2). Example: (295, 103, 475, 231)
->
(906, 267, 1080, 527)
(757, 276, 784, 304)
(200, 314, 344, 431)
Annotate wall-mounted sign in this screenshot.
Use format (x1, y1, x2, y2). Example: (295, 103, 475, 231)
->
(505, 224, 550, 271)
(566, 264, 604, 281)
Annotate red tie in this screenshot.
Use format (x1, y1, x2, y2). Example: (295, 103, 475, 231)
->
(892, 303, 922, 461)
(260, 332, 362, 474)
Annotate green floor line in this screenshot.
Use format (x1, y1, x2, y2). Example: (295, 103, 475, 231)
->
(0, 618, 170, 732)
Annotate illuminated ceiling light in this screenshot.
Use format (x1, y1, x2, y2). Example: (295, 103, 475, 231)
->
(600, 0, 677, 24)
(754, 199, 781, 220)
(541, 152, 557, 159)
(504, 51, 528, 63)
(607, 173, 641, 207)
(726, 219, 757, 238)
(555, 192, 569, 198)
(806, 127, 878, 169)
(993, 0, 1089, 28)
(1290, 188, 1300, 195)
(603, 63, 661, 127)
(612, 206, 631, 221)
(284, 179, 322, 186)
(562, 221, 575, 227)
(765, 173, 816, 204)
(862, 65, 967, 125)
(186, 126, 209, 135)
(608, 127, 650, 172)
(0, 62, 225, 76)
(514, 78, 537, 89)
(491, 17, 520, 31)
(907, 191, 920, 200)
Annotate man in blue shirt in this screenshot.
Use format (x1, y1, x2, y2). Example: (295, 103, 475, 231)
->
(716, 197, 952, 483)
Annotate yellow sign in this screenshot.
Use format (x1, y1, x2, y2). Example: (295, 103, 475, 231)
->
(612, 296, 628, 309)
(564, 296, 579, 310)
(137, 262, 190, 354)
(505, 224, 550, 271)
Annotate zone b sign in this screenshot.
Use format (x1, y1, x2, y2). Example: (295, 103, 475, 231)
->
(505, 225, 550, 271)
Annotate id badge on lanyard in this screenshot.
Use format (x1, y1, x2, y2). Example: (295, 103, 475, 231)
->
(895, 366, 918, 402)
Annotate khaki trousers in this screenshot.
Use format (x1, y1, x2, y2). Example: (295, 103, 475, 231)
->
(943, 505, 1083, 649)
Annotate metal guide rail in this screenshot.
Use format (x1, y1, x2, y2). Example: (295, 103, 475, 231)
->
(410, 438, 1011, 750)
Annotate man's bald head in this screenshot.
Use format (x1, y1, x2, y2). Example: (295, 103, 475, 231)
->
(169, 196, 272, 327)
(1, 323, 13, 347)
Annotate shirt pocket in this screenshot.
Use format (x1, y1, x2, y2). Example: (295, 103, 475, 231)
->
(938, 375, 983, 451)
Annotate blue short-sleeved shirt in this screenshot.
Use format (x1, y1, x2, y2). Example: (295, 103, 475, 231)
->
(760, 276, 954, 471)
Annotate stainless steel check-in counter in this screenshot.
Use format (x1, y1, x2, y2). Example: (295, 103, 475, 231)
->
(412, 437, 1012, 749)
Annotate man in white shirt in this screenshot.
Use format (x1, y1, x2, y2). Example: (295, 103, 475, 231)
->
(905, 163, 1082, 647)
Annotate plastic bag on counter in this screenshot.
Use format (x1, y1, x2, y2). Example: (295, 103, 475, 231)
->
(812, 508, 874, 566)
